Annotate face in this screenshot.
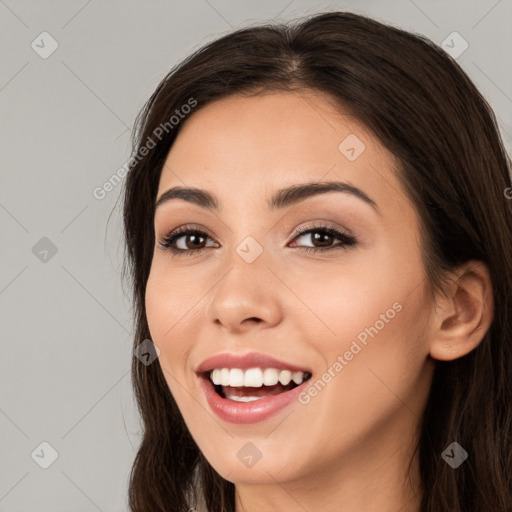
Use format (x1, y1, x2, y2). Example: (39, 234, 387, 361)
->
(145, 90, 436, 486)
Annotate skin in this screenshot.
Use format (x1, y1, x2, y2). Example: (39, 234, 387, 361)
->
(145, 90, 494, 512)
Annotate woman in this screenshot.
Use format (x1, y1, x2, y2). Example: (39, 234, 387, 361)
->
(122, 11, 512, 512)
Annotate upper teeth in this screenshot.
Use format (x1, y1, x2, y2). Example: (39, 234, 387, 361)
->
(209, 368, 309, 387)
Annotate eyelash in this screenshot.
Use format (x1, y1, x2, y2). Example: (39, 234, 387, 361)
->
(158, 223, 357, 257)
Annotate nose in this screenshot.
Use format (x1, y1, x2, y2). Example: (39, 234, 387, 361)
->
(206, 255, 284, 334)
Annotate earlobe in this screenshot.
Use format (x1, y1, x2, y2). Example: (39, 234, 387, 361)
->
(428, 261, 494, 361)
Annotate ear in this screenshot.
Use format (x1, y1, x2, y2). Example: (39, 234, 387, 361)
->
(428, 260, 494, 361)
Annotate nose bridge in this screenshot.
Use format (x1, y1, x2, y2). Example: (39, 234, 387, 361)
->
(222, 198, 274, 267)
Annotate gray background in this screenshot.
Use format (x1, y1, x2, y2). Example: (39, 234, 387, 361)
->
(1, 1, 511, 510)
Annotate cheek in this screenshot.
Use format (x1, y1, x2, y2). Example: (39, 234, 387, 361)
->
(295, 243, 430, 415)
(286, 244, 417, 353)
(145, 254, 210, 335)
(144, 265, 203, 380)
(301, 273, 432, 440)
(145, 275, 202, 419)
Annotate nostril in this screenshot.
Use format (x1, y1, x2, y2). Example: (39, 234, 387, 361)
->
(243, 317, 262, 324)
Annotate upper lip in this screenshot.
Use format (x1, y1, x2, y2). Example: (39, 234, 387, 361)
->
(195, 352, 312, 374)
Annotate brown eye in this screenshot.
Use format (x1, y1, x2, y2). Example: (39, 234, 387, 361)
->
(159, 224, 357, 257)
(290, 225, 357, 253)
(180, 233, 207, 250)
(159, 228, 217, 256)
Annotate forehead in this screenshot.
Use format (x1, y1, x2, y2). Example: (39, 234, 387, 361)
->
(160, 91, 395, 193)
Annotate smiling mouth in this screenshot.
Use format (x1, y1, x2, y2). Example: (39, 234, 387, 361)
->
(202, 369, 313, 402)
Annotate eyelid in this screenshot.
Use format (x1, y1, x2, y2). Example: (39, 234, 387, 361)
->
(288, 221, 354, 243)
(158, 223, 216, 241)
(158, 221, 352, 245)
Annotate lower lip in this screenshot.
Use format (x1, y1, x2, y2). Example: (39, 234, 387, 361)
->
(198, 374, 309, 424)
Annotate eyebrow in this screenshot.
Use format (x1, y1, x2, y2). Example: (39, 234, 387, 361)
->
(155, 181, 379, 214)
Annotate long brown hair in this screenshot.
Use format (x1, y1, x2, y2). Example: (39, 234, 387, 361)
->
(122, 11, 512, 511)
